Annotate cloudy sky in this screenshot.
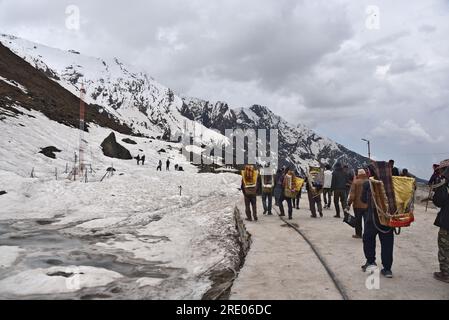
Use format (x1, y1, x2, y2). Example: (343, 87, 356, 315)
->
(1, 0, 448, 177)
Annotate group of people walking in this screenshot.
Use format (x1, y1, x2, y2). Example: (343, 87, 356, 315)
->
(240, 158, 449, 283)
(135, 155, 177, 172)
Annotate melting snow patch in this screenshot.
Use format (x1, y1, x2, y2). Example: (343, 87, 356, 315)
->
(0, 246, 25, 268)
(0, 266, 122, 296)
(0, 76, 28, 94)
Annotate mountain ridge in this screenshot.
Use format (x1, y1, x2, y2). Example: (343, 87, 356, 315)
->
(0, 33, 369, 171)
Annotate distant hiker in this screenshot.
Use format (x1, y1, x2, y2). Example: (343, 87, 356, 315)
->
(279, 170, 296, 220)
(136, 154, 141, 165)
(175, 164, 179, 171)
(429, 164, 443, 186)
(323, 164, 333, 209)
(389, 159, 400, 177)
(241, 165, 259, 221)
(141, 155, 146, 166)
(331, 163, 348, 218)
(274, 167, 286, 206)
(401, 168, 410, 177)
(306, 175, 323, 218)
(166, 159, 171, 171)
(432, 159, 449, 283)
(260, 166, 274, 215)
(344, 165, 354, 201)
(157, 160, 162, 171)
(347, 169, 369, 239)
(361, 163, 395, 279)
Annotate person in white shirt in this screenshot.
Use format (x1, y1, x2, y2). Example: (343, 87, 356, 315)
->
(323, 164, 333, 209)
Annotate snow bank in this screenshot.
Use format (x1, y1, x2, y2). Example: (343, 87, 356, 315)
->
(0, 266, 122, 296)
(0, 246, 25, 268)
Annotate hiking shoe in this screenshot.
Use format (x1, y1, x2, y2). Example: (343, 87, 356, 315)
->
(267, 212, 273, 216)
(361, 262, 377, 273)
(319, 213, 323, 218)
(434, 272, 449, 283)
(296, 206, 300, 210)
(288, 216, 293, 220)
(279, 213, 286, 217)
(352, 235, 362, 239)
(381, 269, 393, 278)
(263, 210, 267, 215)
(245, 218, 253, 222)
(334, 215, 341, 219)
(311, 215, 317, 218)
(254, 217, 258, 221)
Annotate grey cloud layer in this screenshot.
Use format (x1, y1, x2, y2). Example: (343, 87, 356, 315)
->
(1, 0, 448, 177)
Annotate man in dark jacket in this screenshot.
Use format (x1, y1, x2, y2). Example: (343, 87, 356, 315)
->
(360, 166, 394, 278)
(433, 162, 449, 283)
(331, 163, 348, 218)
(274, 167, 286, 206)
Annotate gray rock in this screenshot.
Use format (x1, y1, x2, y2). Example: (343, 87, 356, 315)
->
(101, 132, 132, 160)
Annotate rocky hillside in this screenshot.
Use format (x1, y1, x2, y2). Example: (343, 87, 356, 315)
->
(181, 98, 369, 170)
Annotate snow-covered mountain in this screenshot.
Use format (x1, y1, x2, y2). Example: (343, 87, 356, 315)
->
(0, 34, 368, 171)
(181, 98, 369, 171)
(0, 34, 226, 146)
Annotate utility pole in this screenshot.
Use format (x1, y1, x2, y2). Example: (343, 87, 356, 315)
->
(79, 84, 86, 174)
(362, 138, 371, 160)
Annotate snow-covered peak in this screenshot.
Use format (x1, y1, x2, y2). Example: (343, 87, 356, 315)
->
(0, 34, 227, 146)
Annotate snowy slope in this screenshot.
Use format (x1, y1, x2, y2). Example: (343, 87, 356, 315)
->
(0, 34, 227, 146)
(0, 106, 242, 299)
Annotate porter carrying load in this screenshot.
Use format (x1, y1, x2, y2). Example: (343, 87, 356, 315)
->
(284, 171, 304, 199)
(260, 168, 275, 194)
(241, 165, 259, 196)
(368, 161, 416, 229)
(307, 166, 324, 198)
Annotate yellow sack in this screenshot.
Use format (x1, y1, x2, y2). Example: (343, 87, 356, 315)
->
(392, 176, 415, 214)
(285, 176, 304, 198)
(241, 169, 258, 195)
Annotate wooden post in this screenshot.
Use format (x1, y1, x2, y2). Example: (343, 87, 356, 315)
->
(55, 167, 58, 180)
(31, 168, 35, 178)
(179, 186, 182, 196)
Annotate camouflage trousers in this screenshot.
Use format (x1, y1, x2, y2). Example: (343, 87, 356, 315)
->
(438, 228, 449, 274)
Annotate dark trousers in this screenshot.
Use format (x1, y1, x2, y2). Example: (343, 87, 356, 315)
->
(279, 194, 293, 218)
(308, 191, 323, 217)
(363, 212, 394, 271)
(262, 193, 273, 214)
(353, 208, 366, 237)
(323, 189, 332, 207)
(333, 189, 347, 217)
(293, 192, 301, 208)
(244, 196, 257, 220)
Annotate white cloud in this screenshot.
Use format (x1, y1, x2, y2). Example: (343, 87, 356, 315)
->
(370, 119, 443, 145)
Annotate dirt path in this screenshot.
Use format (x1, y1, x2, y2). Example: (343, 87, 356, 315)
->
(230, 196, 449, 300)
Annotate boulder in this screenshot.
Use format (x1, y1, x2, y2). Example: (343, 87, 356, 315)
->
(0, 191, 7, 196)
(101, 133, 132, 160)
(158, 149, 166, 153)
(122, 138, 137, 145)
(39, 146, 61, 159)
